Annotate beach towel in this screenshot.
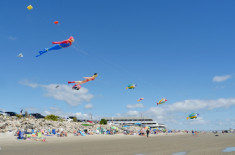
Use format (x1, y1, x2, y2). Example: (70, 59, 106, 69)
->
(38, 132, 42, 138)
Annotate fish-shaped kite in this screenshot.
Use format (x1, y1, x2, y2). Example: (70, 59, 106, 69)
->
(156, 98, 167, 106)
(137, 98, 144, 102)
(126, 84, 136, 89)
(186, 113, 199, 120)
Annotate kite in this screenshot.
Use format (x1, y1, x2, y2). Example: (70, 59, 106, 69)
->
(126, 84, 136, 89)
(68, 73, 98, 90)
(17, 53, 23, 57)
(27, 5, 33, 10)
(54, 21, 59, 24)
(55, 85, 59, 88)
(137, 98, 144, 102)
(186, 113, 199, 120)
(36, 36, 74, 57)
(157, 98, 167, 106)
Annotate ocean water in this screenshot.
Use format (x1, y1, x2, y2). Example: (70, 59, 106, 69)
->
(172, 152, 187, 155)
(223, 147, 235, 152)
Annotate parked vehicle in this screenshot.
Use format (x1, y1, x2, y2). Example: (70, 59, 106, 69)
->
(30, 113, 45, 119)
(5, 112, 17, 116)
(64, 116, 73, 122)
(0, 111, 7, 116)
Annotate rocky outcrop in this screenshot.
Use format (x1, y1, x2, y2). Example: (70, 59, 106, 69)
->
(0, 115, 125, 134)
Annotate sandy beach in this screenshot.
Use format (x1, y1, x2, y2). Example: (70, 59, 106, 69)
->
(0, 133, 235, 155)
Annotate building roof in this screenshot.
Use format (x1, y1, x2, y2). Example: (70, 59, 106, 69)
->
(102, 117, 153, 120)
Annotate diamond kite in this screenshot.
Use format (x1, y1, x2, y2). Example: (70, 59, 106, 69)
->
(27, 5, 33, 10)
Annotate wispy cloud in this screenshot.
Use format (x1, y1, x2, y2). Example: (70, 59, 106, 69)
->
(75, 112, 90, 119)
(42, 107, 91, 120)
(187, 117, 207, 125)
(20, 79, 38, 88)
(8, 36, 17, 40)
(116, 98, 235, 129)
(145, 98, 235, 124)
(0, 108, 5, 112)
(126, 110, 140, 117)
(213, 75, 231, 82)
(126, 103, 144, 109)
(24, 107, 38, 113)
(85, 104, 93, 109)
(20, 79, 94, 106)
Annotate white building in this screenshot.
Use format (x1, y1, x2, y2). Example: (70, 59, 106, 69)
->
(102, 117, 165, 128)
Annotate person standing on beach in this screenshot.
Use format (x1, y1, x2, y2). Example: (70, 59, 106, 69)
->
(146, 129, 150, 138)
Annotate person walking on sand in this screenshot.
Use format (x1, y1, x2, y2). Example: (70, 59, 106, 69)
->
(192, 130, 194, 136)
(146, 129, 150, 138)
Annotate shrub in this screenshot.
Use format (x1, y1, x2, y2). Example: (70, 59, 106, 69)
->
(73, 117, 77, 122)
(16, 114, 23, 119)
(45, 114, 59, 121)
(100, 119, 107, 125)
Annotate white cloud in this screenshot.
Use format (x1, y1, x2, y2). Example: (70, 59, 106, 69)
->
(8, 36, 17, 40)
(0, 108, 5, 112)
(75, 112, 90, 119)
(24, 107, 38, 112)
(20, 80, 94, 106)
(187, 117, 207, 125)
(42, 107, 100, 120)
(132, 98, 235, 128)
(85, 104, 93, 109)
(167, 98, 235, 112)
(20, 79, 38, 88)
(126, 110, 140, 117)
(126, 103, 144, 109)
(213, 75, 231, 82)
(43, 111, 51, 115)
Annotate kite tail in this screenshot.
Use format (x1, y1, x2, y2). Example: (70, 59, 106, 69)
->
(36, 49, 48, 57)
(36, 45, 63, 57)
(186, 117, 189, 120)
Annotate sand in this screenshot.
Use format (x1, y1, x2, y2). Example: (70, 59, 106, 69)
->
(0, 133, 235, 155)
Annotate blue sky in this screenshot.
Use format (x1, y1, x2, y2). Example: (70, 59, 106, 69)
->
(0, 0, 235, 130)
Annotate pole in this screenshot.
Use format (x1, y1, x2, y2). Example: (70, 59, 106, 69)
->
(141, 112, 142, 128)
